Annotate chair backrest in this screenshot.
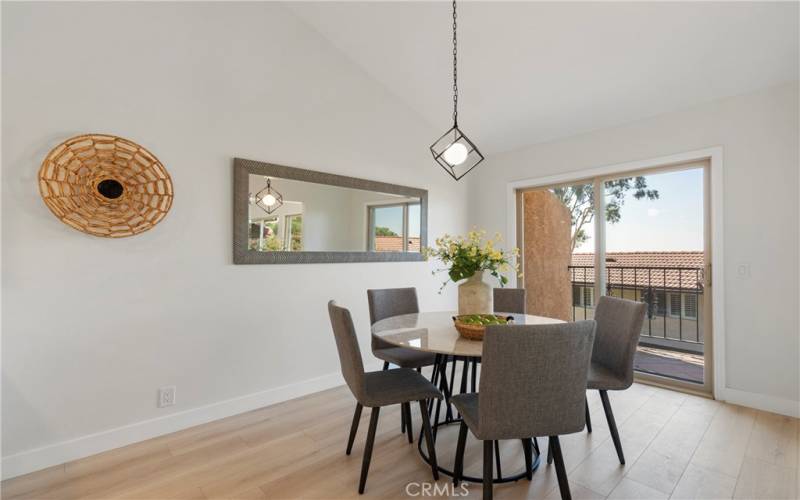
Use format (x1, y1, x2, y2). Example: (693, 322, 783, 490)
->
(327, 301, 367, 403)
(592, 296, 647, 389)
(493, 288, 526, 314)
(367, 288, 419, 351)
(367, 287, 419, 324)
(478, 321, 596, 439)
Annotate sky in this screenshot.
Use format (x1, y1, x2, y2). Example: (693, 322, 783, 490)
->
(573, 167, 704, 253)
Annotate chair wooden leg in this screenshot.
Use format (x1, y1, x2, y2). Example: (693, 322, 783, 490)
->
(532, 436, 540, 455)
(403, 402, 413, 443)
(434, 356, 449, 437)
(382, 361, 389, 370)
(454, 421, 468, 486)
(494, 440, 502, 480)
(470, 358, 477, 392)
(419, 400, 439, 481)
(599, 390, 625, 464)
(549, 436, 571, 500)
(483, 440, 494, 500)
(358, 407, 380, 494)
(346, 403, 363, 455)
(428, 356, 440, 415)
(460, 358, 469, 395)
(522, 438, 533, 480)
(585, 397, 592, 433)
(547, 437, 553, 464)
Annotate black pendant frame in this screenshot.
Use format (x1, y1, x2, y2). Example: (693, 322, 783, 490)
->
(429, 124, 485, 181)
(254, 178, 284, 215)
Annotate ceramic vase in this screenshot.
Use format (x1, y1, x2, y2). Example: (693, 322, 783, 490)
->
(458, 272, 493, 315)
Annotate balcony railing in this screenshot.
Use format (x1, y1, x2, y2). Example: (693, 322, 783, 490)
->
(569, 265, 705, 353)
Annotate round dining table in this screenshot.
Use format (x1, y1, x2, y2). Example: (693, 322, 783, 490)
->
(371, 311, 564, 484)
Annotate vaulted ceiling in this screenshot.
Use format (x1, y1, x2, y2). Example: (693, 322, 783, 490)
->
(290, 1, 799, 154)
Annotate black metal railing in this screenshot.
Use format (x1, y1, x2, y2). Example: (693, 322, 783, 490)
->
(569, 265, 704, 347)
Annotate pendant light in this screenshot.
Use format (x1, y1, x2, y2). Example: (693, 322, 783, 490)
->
(429, 0, 484, 181)
(254, 177, 283, 214)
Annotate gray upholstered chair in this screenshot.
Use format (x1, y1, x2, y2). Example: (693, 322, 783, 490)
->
(328, 301, 442, 494)
(451, 321, 596, 500)
(367, 288, 437, 370)
(368, 288, 438, 433)
(585, 295, 646, 464)
(493, 287, 526, 314)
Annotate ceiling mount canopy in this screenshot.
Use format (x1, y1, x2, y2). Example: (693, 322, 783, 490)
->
(429, 0, 484, 181)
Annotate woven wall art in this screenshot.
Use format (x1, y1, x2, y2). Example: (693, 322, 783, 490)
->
(38, 134, 173, 238)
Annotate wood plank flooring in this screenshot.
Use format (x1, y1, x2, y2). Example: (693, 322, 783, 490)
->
(3, 382, 798, 499)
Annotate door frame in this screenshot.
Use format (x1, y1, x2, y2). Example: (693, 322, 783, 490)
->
(506, 146, 725, 399)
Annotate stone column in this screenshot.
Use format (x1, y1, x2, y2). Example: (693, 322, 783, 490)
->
(522, 190, 573, 321)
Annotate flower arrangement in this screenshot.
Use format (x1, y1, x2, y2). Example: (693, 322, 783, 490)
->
(423, 230, 520, 292)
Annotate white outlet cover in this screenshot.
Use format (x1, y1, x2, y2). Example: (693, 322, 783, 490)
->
(737, 263, 751, 279)
(158, 386, 176, 408)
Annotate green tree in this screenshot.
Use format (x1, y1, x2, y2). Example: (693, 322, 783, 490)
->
(552, 177, 659, 252)
(375, 226, 399, 237)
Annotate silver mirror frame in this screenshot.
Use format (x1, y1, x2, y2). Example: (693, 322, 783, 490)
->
(233, 158, 428, 264)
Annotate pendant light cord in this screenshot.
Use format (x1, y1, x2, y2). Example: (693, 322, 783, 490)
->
(452, 0, 458, 127)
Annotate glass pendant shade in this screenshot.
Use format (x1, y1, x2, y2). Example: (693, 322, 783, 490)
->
(255, 178, 283, 214)
(430, 125, 485, 181)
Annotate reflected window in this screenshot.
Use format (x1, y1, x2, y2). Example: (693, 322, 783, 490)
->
(408, 204, 420, 252)
(285, 214, 303, 251)
(368, 202, 421, 252)
(249, 216, 281, 251)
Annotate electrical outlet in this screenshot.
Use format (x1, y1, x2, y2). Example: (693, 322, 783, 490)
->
(737, 263, 751, 280)
(158, 386, 176, 408)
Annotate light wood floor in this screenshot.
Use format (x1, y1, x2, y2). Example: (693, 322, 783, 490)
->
(3, 382, 798, 499)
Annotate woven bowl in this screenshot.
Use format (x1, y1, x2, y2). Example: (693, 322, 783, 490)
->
(452, 315, 514, 341)
(38, 134, 173, 238)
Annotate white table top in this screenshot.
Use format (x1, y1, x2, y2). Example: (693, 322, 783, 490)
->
(370, 311, 564, 357)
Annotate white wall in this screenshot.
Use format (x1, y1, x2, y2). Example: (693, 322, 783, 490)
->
(1, 2, 468, 477)
(468, 83, 800, 414)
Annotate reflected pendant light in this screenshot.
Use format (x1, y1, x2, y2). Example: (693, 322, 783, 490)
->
(254, 177, 283, 214)
(429, 0, 484, 181)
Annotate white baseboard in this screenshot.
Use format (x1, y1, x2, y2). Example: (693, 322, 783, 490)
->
(718, 387, 800, 418)
(6, 369, 796, 480)
(2, 369, 353, 480)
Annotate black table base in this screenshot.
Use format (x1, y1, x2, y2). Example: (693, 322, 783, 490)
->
(417, 354, 542, 484)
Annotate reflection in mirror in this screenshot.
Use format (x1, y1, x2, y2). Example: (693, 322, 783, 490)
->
(368, 202, 421, 252)
(248, 174, 421, 253)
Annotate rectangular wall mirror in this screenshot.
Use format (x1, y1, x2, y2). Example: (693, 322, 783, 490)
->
(234, 158, 427, 264)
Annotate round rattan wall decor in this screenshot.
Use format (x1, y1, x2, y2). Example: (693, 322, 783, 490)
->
(38, 134, 173, 238)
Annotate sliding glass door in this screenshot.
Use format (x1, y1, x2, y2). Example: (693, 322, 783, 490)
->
(519, 162, 712, 392)
(602, 166, 708, 388)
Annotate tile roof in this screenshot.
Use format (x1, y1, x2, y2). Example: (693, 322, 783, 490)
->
(570, 252, 704, 290)
(375, 236, 420, 252)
